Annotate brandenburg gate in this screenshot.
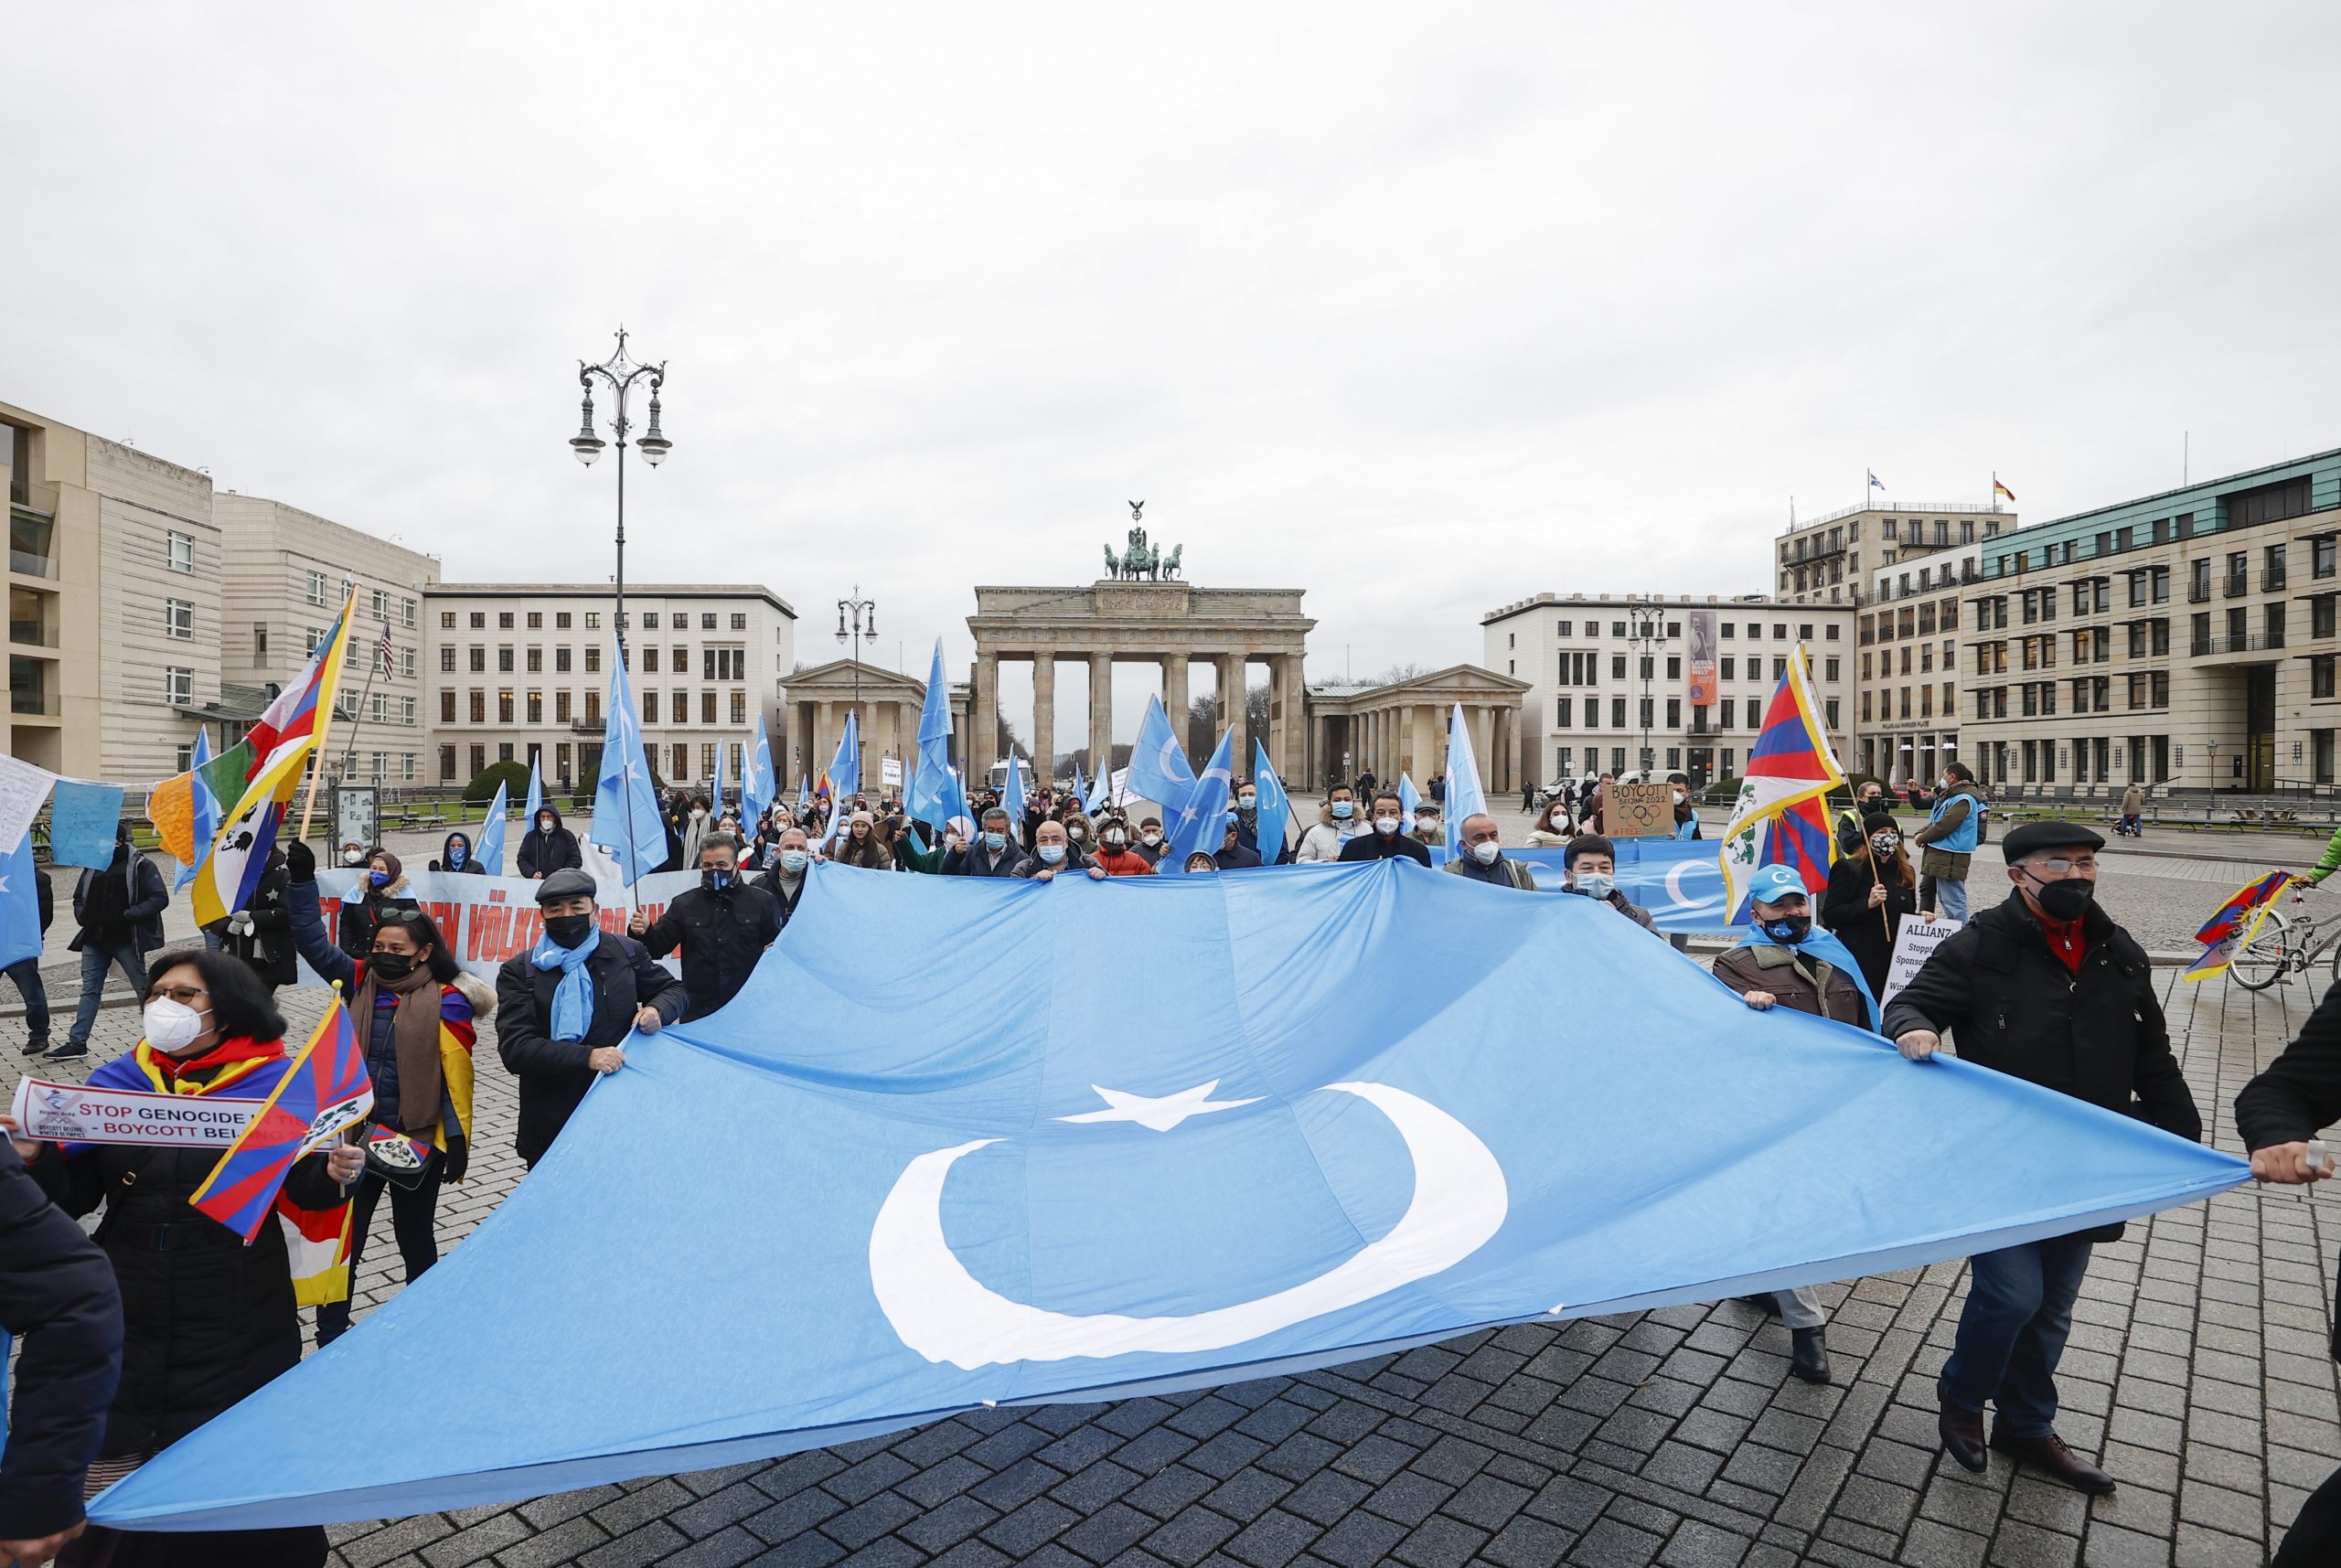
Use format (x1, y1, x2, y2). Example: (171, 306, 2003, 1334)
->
(964, 523, 1314, 783)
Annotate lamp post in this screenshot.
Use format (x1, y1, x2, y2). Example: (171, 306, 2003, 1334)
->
(837, 585, 877, 795)
(1625, 601, 1665, 781)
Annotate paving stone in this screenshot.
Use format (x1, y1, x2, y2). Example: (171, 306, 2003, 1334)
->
(1480, 1515, 1576, 1568)
(1652, 1520, 1749, 1568)
(1563, 1516, 1662, 1567)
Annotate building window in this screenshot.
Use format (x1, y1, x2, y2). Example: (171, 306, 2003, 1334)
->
(527, 691, 543, 723)
(305, 570, 330, 606)
(645, 647, 659, 674)
(469, 690, 486, 723)
(732, 613, 747, 630)
(731, 690, 748, 724)
(166, 530, 195, 573)
(469, 612, 486, 629)
(556, 611, 573, 629)
(585, 645, 601, 673)
(528, 611, 543, 629)
(439, 744, 457, 782)
(556, 689, 572, 722)
(469, 646, 485, 673)
(645, 613, 660, 630)
(555, 646, 572, 672)
(402, 597, 416, 628)
(527, 646, 542, 673)
(642, 690, 659, 723)
(497, 647, 514, 673)
(469, 744, 486, 777)
(497, 690, 514, 723)
(1555, 697, 1573, 728)
(251, 623, 268, 661)
(698, 613, 714, 631)
(2316, 657, 2336, 700)
(164, 599, 194, 640)
(165, 667, 192, 705)
(700, 690, 718, 725)
(672, 688, 688, 722)
(585, 612, 601, 629)
(439, 646, 455, 674)
(440, 611, 455, 629)
(441, 690, 456, 722)
(498, 612, 515, 629)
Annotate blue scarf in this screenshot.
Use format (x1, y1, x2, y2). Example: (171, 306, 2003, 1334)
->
(1732, 922, 1881, 1033)
(531, 930, 598, 1042)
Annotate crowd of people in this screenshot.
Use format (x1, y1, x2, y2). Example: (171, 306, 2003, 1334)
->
(14, 767, 2341, 1561)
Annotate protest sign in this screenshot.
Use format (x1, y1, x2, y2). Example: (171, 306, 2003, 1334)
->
(301, 868, 700, 985)
(1880, 914, 1962, 1005)
(1606, 781, 1675, 837)
(0, 755, 56, 855)
(49, 780, 125, 868)
(881, 756, 904, 788)
(11, 1076, 262, 1147)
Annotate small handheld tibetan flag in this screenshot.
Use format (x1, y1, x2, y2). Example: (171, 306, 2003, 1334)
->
(189, 999, 373, 1241)
(2183, 869, 2293, 983)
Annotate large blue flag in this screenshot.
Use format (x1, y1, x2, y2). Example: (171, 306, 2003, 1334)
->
(593, 643, 667, 886)
(1127, 693, 1194, 808)
(1252, 740, 1290, 866)
(907, 641, 957, 834)
(0, 837, 42, 969)
(743, 714, 776, 826)
(1396, 773, 1419, 822)
(89, 861, 2246, 1531)
(475, 781, 509, 876)
(1442, 703, 1489, 862)
(1163, 726, 1235, 873)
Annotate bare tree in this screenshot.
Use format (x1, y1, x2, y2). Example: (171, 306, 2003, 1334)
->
(1363, 661, 1434, 687)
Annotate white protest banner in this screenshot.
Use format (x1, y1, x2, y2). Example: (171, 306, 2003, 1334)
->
(0, 754, 59, 855)
(1880, 914, 1962, 1007)
(303, 868, 701, 985)
(881, 756, 904, 788)
(11, 1076, 263, 1147)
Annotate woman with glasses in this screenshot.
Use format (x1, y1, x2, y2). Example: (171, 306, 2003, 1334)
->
(11, 949, 363, 1567)
(283, 839, 488, 1347)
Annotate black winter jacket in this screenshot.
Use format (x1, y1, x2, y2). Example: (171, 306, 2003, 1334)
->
(214, 853, 298, 988)
(1338, 829, 1432, 866)
(1820, 855, 1919, 998)
(1882, 891, 2201, 1239)
(2235, 985, 2341, 1358)
(69, 847, 169, 955)
(638, 881, 782, 1021)
(943, 842, 1035, 879)
(0, 1138, 121, 1540)
(496, 930, 686, 1164)
(517, 806, 584, 880)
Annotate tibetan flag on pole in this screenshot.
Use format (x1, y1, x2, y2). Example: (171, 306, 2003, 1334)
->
(593, 644, 667, 889)
(188, 1000, 372, 1243)
(743, 714, 777, 827)
(1718, 647, 1845, 922)
(1441, 704, 1489, 863)
(475, 781, 510, 876)
(2183, 869, 2294, 982)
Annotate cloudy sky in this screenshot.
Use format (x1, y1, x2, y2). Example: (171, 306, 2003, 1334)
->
(11, 4, 2341, 742)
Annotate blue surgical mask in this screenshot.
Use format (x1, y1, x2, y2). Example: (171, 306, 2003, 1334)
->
(369, 869, 390, 888)
(1038, 844, 1066, 865)
(778, 849, 809, 874)
(982, 831, 1007, 852)
(1573, 871, 1615, 900)
(1331, 801, 1354, 819)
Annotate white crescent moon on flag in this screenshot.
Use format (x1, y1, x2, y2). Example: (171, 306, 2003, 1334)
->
(869, 1083, 1507, 1369)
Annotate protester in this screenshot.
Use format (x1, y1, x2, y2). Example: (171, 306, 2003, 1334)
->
(1133, 816, 1168, 866)
(630, 834, 782, 1020)
(679, 797, 712, 869)
(518, 804, 583, 880)
(2236, 988, 2341, 1563)
(53, 822, 170, 1063)
(1182, 850, 1219, 875)
(1231, 783, 1262, 858)
(1667, 773, 1701, 840)
(1834, 778, 1890, 856)
(2115, 782, 2145, 838)
(890, 818, 949, 874)
(1214, 817, 1262, 869)
(1445, 814, 1536, 890)
(1409, 804, 1441, 848)
(1524, 796, 1575, 847)
(1585, 771, 1615, 834)
(18, 949, 363, 1568)
(1295, 784, 1364, 862)
(433, 829, 486, 876)
(1092, 819, 1157, 876)
(9, 859, 54, 1055)
(1885, 821, 2199, 1494)
(1559, 837, 1656, 931)
(1909, 761, 1984, 921)
(285, 840, 484, 1347)
(1339, 791, 1432, 866)
(208, 846, 296, 997)
(943, 809, 1033, 879)
(0, 1135, 122, 1568)
(495, 869, 685, 1168)
(1716, 864, 1876, 1029)
(832, 811, 894, 871)
(754, 828, 817, 925)
(1062, 812, 1096, 859)
(1031, 819, 1107, 882)
(1821, 813, 1929, 998)
(337, 848, 421, 962)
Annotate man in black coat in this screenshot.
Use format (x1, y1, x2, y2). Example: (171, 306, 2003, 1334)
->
(2236, 984, 2341, 1563)
(754, 827, 815, 927)
(943, 807, 1034, 878)
(1336, 791, 1432, 866)
(496, 869, 686, 1167)
(629, 833, 781, 1022)
(516, 803, 584, 880)
(208, 847, 297, 994)
(55, 824, 170, 1061)
(0, 1137, 122, 1566)
(1884, 821, 2199, 1495)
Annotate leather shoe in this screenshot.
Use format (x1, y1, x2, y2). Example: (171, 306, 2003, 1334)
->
(1938, 1403, 1986, 1472)
(1789, 1327, 1831, 1383)
(1990, 1428, 2115, 1495)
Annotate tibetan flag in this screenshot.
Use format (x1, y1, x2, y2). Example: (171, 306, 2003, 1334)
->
(2184, 869, 2293, 983)
(189, 1000, 372, 1242)
(1718, 647, 1846, 920)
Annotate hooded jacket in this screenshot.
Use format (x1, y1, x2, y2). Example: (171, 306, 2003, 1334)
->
(70, 836, 169, 955)
(518, 805, 584, 880)
(436, 831, 488, 876)
(338, 853, 421, 960)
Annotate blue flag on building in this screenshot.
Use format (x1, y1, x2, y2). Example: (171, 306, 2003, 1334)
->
(523, 749, 545, 831)
(1163, 726, 1235, 873)
(907, 641, 957, 835)
(743, 714, 776, 827)
(1252, 741, 1290, 867)
(0, 837, 42, 969)
(593, 643, 667, 887)
(87, 860, 2248, 1532)
(1442, 704, 1488, 863)
(1127, 693, 1195, 809)
(475, 781, 509, 876)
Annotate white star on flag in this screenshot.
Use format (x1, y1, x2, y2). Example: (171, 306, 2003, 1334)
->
(1053, 1081, 1262, 1133)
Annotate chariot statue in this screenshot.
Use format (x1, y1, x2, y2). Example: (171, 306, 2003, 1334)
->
(1102, 500, 1182, 581)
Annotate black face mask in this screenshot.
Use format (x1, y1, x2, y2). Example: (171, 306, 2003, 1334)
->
(543, 912, 595, 949)
(702, 869, 734, 892)
(367, 951, 416, 981)
(2029, 876, 2095, 922)
(1762, 914, 1812, 944)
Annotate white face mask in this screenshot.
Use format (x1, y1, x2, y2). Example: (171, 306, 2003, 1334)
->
(1470, 840, 1502, 866)
(1573, 871, 1615, 900)
(1673, 790, 1687, 805)
(1141, 831, 1161, 846)
(1374, 816, 1402, 836)
(1104, 831, 1127, 847)
(143, 997, 211, 1055)
(1237, 795, 1256, 809)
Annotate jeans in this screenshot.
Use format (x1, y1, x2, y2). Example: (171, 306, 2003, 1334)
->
(5, 957, 48, 1042)
(314, 1148, 446, 1344)
(68, 943, 147, 1046)
(1939, 1235, 2092, 1437)
(1934, 878, 1969, 923)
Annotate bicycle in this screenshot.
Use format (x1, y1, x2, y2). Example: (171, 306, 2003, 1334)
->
(2230, 886, 2341, 991)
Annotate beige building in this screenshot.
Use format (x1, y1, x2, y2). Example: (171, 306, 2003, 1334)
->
(1301, 666, 1531, 795)
(1957, 453, 2341, 796)
(421, 583, 796, 794)
(1, 400, 230, 779)
(1774, 499, 2014, 607)
(216, 494, 442, 788)
(1481, 592, 1857, 792)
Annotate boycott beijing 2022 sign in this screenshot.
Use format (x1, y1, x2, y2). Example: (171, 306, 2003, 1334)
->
(11, 1076, 263, 1147)
(303, 869, 698, 986)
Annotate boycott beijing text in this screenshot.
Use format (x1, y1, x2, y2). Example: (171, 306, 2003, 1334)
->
(9, 1077, 263, 1147)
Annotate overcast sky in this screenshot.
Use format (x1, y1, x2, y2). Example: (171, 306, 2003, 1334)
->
(12, 4, 2341, 743)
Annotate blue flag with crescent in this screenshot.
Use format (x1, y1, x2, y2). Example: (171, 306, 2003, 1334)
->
(523, 749, 544, 832)
(999, 747, 1026, 831)
(825, 711, 861, 846)
(1396, 773, 1419, 821)
(88, 860, 2246, 1531)
(743, 714, 776, 826)
(1127, 693, 1194, 809)
(1163, 726, 1235, 873)
(906, 641, 956, 834)
(593, 644, 667, 887)
(1252, 740, 1289, 866)
(475, 781, 508, 876)
(710, 740, 727, 820)
(1442, 703, 1488, 863)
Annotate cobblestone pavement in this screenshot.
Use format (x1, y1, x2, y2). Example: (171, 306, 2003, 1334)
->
(7, 919, 2338, 1565)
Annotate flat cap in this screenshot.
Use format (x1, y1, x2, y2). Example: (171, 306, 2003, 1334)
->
(2001, 820, 2104, 862)
(535, 868, 598, 905)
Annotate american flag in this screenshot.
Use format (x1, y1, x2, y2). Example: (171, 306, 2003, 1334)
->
(378, 624, 396, 680)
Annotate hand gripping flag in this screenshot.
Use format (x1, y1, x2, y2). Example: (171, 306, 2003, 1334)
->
(1127, 693, 1196, 809)
(1718, 647, 1845, 921)
(1441, 704, 1489, 863)
(594, 643, 668, 887)
(476, 780, 510, 876)
(1164, 726, 1235, 873)
(2183, 869, 2293, 982)
(189, 999, 372, 1243)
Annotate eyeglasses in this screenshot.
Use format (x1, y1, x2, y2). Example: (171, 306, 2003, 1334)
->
(2027, 856, 2098, 875)
(148, 985, 209, 1006)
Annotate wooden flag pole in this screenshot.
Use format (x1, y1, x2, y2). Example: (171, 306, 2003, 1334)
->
(296, 587, 358, 844)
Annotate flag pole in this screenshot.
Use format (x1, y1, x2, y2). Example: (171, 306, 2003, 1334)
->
(296, 586, 359, 844)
